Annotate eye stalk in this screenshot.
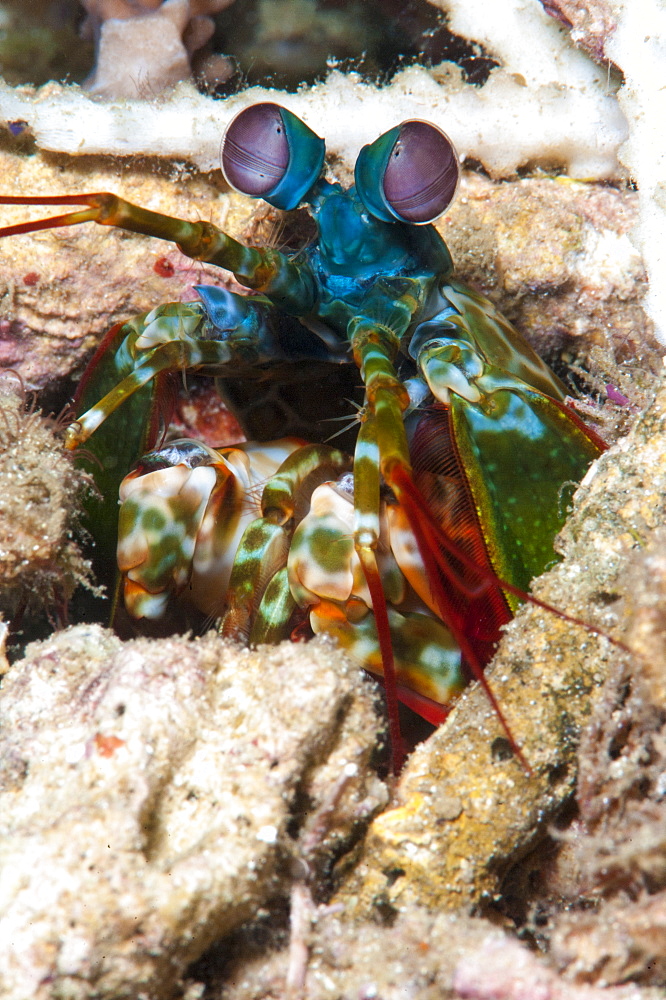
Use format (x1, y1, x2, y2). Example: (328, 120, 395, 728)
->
(221, 103, 325, 211)
(355, 120, 460, 225)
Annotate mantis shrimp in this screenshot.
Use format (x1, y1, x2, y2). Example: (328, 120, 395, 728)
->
(0, 103, 605, 766)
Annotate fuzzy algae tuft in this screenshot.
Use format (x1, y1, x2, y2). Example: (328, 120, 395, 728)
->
(0, 375, 93, 629)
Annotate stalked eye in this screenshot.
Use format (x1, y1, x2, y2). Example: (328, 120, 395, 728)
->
(355, 120, 460, 225)
(221, 103, 325, 212)
(222, 104, 288, 197)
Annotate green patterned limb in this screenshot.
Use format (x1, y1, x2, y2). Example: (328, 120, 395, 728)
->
(117, 440, 301, 622)
(414, 280, 568, 406)
(347, 316, 414, 562)
(220, 443, 351, 639)
(288, 480, 406, 613)
(118, 458, 220, 619)
(259, 444, 351, 524)
(67, 344, 226, 449)
(309, 600, 464, 721)
(219, 519, 291, 640)
(348, 316, 419, 764)
(249, 567, 298, 645)
(0, 193, 317, 315)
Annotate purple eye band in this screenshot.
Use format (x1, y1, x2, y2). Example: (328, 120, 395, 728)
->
(385, 165, 459, 222)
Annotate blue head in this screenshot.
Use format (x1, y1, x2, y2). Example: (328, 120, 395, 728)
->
(221, 103, 460, 279)
(308, 182, 410, 278)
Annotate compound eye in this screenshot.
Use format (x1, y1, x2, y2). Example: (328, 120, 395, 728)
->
(221, 103, 325, 211)
(384, 121, 460, 223)
(222, 104, 289, 197)
(355, 120, 460, 225)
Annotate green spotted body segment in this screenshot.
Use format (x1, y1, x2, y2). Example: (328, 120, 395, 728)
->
(288, 482, 404, 609)
(117, 438, 301, 619)
(289, 480, 464, 708)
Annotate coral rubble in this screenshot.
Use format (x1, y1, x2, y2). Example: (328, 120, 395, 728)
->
(0, 629, 386, 999)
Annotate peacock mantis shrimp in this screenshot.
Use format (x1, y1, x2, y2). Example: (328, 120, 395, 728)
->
(0, 103, 606, 767)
